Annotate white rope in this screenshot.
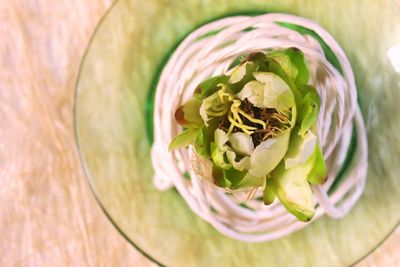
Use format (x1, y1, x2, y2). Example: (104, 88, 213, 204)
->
(151, 14, 368, 243)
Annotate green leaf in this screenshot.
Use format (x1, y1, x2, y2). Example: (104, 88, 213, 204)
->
(193, 75, 229, 100)
(308, 143, 327, 185)
(174, 98, 203, 128)
(298, 88, 320, 136)
(210, 142, 231, 170)
(249, 131, 291, 177)
(169, 128, 200, 150)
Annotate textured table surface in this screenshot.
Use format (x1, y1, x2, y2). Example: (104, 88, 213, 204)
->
(0, 1, 399, 266)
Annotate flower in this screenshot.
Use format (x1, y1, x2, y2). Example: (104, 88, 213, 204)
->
(169, 49, 327, 221)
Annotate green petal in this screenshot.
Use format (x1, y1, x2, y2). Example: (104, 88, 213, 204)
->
(284, 129, 317, 169)
(169, 128, 201, 150)
(249, 131, 290, 177)
(194, 122, 218, 158)
(285, 48, 310, 85)
(270, 153, 316, 222)
(298, 88, 320, 136)
(193, 75, 229, 100)
(308, 143, 327, 185)
(223, 168, 264, 189)
(265, 54, 303, 108)
(212, 164, 232, 188)
(245, 52, 268, 71)
(267, 51, 299, 82)
(175, 98, 203, 128)
(236, 172, 264, 188)
(266, 48, 310, 85)
(222, 168, 247, 189)
(210, 142, 231, 170)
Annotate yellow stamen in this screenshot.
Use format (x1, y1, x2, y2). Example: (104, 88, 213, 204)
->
(227, 113, 257, 135)
(218, 86, 235, 103)
(207, 110, 228, 117)
(227, 122, 235, 135)
(237, 109, 267, 129)
(271, 113, 290, 125)
(233, 111, 243, 124)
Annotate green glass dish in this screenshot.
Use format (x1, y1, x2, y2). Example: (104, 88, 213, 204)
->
(75, 0, 400, 266)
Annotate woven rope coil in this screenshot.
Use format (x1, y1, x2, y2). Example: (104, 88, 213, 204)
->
(151, 14, 368, 243)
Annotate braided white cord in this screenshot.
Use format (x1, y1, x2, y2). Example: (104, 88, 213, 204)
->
(151, 14, 368, 243)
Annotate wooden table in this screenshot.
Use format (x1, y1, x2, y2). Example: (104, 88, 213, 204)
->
(0, 1, 398, 266)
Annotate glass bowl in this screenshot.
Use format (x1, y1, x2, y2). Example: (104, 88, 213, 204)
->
(74, 0, 400, 266)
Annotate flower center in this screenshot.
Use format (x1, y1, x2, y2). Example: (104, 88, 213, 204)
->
(218, 98, 291, 146)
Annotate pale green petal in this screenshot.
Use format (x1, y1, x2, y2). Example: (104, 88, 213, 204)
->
(229, 61, 255, 84)
(226, 151, 250, 171)
(214, 129, 229, 149)
(253, 72, 295, 113)
(229, 132, 255, 156)
(285, 130, 317, 169)
(249, 131, 290, 177)
(236, 80, 264, 107)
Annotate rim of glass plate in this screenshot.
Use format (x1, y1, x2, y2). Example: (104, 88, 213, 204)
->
(73, 1, 400, 266)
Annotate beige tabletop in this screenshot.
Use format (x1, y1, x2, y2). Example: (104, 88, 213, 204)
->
(0, 1, 399, 266)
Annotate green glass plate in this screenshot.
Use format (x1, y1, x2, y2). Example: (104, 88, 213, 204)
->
(75, 0, 400, 266)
